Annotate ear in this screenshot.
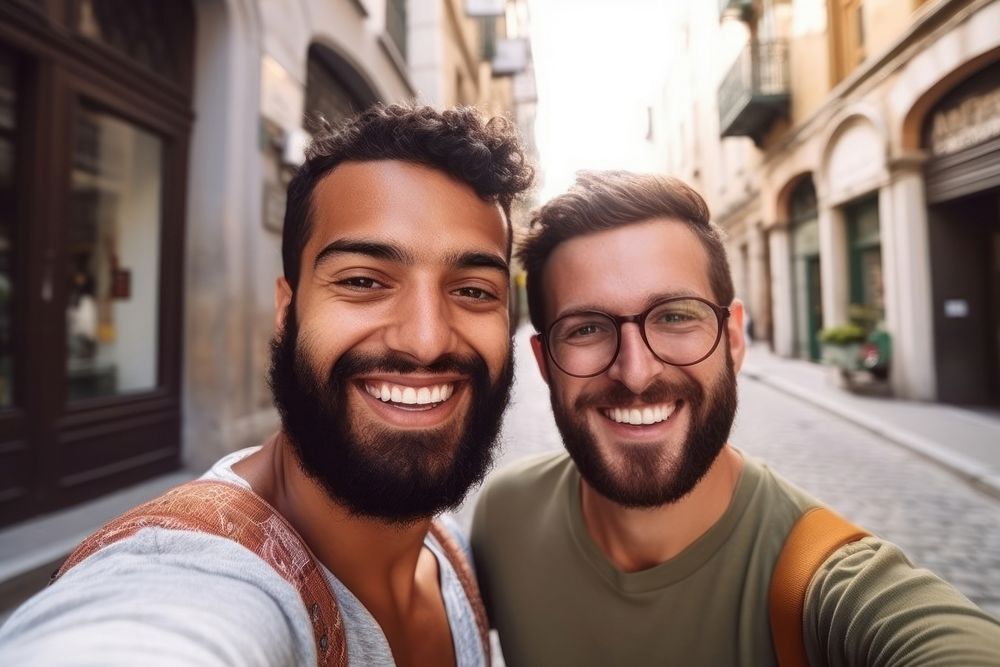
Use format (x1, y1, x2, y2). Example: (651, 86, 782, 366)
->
(275, 277, 293, 334)
(530, 334, 550, 385)
(725, 299, 747, 373)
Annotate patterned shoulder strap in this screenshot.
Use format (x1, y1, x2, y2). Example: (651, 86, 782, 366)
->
(429, 520, 492, 666)
(769, 506, 870, 667)
(53, 479, 347, 667)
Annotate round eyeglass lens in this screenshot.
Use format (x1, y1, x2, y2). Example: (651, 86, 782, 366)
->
(644, 298, 721, 365)
(548, 312, 619, 376)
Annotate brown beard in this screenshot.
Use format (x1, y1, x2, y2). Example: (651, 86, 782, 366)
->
(549, 348, 738, 508)
(268, 300, 514, 523)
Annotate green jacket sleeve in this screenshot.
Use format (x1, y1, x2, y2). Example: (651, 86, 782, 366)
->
(804, 536, 1000, 666)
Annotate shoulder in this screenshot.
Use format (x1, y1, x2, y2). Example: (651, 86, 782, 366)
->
(471, 452, 573, 557)
(480, 451, 573, 501)
(742, 453, 822, 516)
(0, 527, 312, 666)
(804, 536, 1000, 664)
(725, 454, 823, 556)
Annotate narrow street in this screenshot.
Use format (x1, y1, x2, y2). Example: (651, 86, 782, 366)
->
(459, 327, 1000, 617)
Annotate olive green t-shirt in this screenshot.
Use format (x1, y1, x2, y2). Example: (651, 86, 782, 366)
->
(470, 452, 1000, 666)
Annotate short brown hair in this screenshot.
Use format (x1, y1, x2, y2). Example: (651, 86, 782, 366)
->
(517, 171, 733, 332)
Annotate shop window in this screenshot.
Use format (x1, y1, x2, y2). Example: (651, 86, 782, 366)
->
(846, 197, 883, 325)
(0, 0, 193, 527)
(67, 107, 163, 401)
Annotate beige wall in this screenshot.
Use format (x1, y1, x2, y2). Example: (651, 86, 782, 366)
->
(864, 0, 921, 58)
(409, 0, 515, 111)
(786, 0, 833, 126)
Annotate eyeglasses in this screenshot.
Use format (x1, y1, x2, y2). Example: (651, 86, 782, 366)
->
(540, 296, 730, 378)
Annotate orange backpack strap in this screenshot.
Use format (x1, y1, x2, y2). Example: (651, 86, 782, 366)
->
(429, 520, 492, 666)
(769, 506, 871, 667)
(52, 480, 348, 667)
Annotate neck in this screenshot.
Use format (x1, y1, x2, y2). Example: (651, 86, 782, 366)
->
(579, 445, 743, 572)
(232, 433, 432, 615)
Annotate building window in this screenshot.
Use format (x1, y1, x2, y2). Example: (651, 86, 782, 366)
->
(830, 0, 866, 83)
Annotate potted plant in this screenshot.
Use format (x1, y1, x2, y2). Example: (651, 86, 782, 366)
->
(818, 323, 866, 371)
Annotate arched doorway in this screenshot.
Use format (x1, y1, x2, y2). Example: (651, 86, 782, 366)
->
(0, 0, 194, 526)
(922, 59, 1000, 405)
(305, 43, 381, 131)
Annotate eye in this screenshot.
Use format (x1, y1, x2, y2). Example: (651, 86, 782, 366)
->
(454, 286, 497, 302)
(336, 276, 384, 290)
(555, 319, 613, 343)
(659, 311, 695, 323)
(570, 323, 602, 337)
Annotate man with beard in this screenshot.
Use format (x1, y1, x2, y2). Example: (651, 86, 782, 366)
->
(0, 104, 532, 666)
(470, 171, 1000, 665)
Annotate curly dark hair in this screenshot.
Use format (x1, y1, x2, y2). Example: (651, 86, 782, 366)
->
(518, 171, 733, 333)
(282, 103, 534, 288)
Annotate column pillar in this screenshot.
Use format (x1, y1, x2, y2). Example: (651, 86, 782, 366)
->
(879, 154, 936, 400)
(748, 223, 771, 344)
(768, 226, 795, 357)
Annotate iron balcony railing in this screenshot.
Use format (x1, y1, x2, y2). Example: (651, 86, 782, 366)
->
(718, 39, 790, 144)
(386, 0, 407, 61)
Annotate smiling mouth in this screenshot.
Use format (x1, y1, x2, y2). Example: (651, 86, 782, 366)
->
(363, 381, 457, 410)
(601, 401, 680, 426)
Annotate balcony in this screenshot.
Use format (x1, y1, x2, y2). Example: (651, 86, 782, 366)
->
(718, 40, 790, 146)
(719, 0, 753, 21)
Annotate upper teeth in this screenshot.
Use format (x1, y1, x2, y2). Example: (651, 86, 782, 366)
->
(603, 403, 676, 425)
(365, 382, 455, 405)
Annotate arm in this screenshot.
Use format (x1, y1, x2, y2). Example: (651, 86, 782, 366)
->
(0, 529, 311, 666)
(804, 536, 1000, 666)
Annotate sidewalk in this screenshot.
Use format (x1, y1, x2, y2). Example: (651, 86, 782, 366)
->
(742, 343, 1000, 499)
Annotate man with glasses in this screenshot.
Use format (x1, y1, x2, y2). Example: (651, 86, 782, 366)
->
(470, 171, 1000, 664)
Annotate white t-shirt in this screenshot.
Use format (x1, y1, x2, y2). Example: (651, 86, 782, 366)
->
(0, 447, 485, 666)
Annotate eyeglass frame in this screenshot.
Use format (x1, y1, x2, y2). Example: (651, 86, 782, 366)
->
(538, 296, 732, 378)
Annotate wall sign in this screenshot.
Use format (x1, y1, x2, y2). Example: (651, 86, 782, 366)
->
(925, 63, 1000, 157)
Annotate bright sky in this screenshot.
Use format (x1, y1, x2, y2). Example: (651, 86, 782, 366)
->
(528, 0, 681, 200)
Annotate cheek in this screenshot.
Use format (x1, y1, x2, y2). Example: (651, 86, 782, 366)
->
(296, 312, 372, 369)
(462, 312, 511, 374)
(550, 378, 583, 410)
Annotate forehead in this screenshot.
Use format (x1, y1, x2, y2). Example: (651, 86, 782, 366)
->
(306, 160, 507, 263)
(541, 218, 714, 318)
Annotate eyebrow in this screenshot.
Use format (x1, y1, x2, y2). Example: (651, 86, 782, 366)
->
(443, 250, 510, 277)
(313, 239, 414, 270)
(313, 238, 509, 276)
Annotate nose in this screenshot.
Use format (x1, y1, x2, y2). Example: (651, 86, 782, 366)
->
(604, 322, 665, 393)
(383, 284, 458, 366)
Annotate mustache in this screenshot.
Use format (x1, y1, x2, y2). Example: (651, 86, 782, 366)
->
(328, 350, 487, 381)
(574, 377, 704, 410)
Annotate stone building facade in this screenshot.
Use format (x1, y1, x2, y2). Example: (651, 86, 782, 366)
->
(657, 0, 1000, 405)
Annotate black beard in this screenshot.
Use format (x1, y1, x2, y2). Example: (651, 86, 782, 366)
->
(550, 349, 738, 509)
(268, 305, 514, 524)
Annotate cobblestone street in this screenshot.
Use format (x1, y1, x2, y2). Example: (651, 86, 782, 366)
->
(460, 327, 1000, 618)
